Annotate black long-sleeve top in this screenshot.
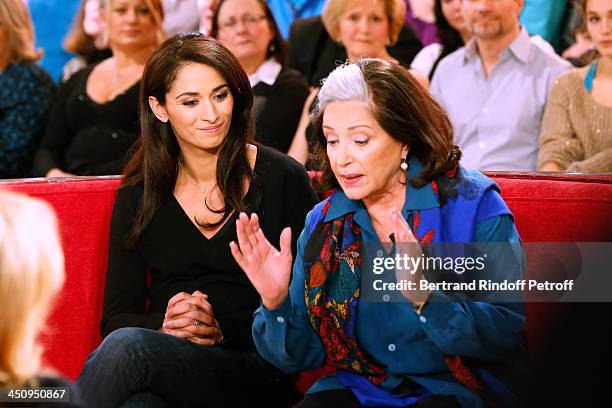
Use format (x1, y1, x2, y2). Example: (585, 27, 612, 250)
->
(101, 146, 319, 352)
(252, 67, 309, 153)
(33, 64, 139, 176)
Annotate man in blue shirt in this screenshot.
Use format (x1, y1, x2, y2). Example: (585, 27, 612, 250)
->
(430, 0, 569, 171)
(268, 0, 325, 38)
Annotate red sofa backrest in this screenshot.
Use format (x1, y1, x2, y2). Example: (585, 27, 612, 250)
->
(1, 176, 121, 380)
(1, 173, 611, 382)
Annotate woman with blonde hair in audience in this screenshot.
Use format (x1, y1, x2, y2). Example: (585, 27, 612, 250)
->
(0, 0, 54, 179)
(288, 0, 427, 167)
(62, 0, 112, 83)
(0, 191, 83, 406)
(539, 0, 612, 173)
(211, 0, 309, 153)
(33, 0, 164, 178)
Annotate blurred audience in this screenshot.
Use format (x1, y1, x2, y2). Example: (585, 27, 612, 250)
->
(28, 0, 81, 82)
(562, 0, 599, 66)
(268, 0, 325, 38)
(411, 0, 469, 80)
(520, 0, 569, 51)
(287, 2, 422, 87)
(288, 0, 419, 166)
(430, 0, 570, 171)
(162, 0, 199, 35)
(539, 0, 612, 173)
(405, 0, 439, 45)
(197, 0, 219, 34)
(212, 0, 309, 153)
(0, 191, 83, 406)
(33, 0, 164, 177)
(0, 0, 54, 179)
(62, 0, 112, 83)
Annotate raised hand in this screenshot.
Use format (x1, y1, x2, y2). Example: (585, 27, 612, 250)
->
(391, 209, 431, 307)
(230, 212, 293, 310)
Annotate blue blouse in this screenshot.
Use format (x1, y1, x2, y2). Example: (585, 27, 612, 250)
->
(0, 61, 54, 178)
(252, 158, 526, 407)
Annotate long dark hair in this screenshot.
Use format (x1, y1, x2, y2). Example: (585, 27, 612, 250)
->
(210, 0, 287, 65)
(311, 59, 461, 191)
(429, 0, 464, 80)
(123, 33, 255, 246)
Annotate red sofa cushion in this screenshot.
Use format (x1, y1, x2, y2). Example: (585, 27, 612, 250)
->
(1, 173, 611, 388)
(1, 176, 121, 380)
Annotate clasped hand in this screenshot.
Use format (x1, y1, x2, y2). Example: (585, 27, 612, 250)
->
(161, 290, 223, 346)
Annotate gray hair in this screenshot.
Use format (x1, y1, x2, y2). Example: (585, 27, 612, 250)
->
(316, 60, 372, 112)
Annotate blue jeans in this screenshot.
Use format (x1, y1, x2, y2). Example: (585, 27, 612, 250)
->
(76, 327, 299, 407)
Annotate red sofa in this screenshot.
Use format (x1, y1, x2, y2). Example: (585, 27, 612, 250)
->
(1, 173, 611, 404)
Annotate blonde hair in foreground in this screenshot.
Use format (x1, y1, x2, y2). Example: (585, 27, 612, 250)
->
(0, 0, 43, 63)
(0, 191, 65, 387)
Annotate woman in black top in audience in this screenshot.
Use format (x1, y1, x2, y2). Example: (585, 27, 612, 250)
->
(76, 33, 316, 407)
(33, 0, 164, 177)
(211, 0, 309, 153)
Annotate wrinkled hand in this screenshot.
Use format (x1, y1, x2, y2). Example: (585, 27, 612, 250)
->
(391, 209, 431, 307)
(230, 212, 292, 310)
(161, 290, 223, 346)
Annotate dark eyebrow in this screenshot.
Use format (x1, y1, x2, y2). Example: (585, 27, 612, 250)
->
(175, 84, 230, 99)
(347, 124, 372, 130)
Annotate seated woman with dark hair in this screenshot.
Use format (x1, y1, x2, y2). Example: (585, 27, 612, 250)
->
(211, 0, 309, 154)
(76, 33, 317, 407)
(232, 59, 529, 407)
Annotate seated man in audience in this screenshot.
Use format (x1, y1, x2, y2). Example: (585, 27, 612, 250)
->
(287, 13, 422, 86)
(430, 0, 569, 171)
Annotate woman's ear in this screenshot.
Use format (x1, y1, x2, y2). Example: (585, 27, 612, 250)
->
(148, 96, 169, 123)
(401, 144, 410, 158)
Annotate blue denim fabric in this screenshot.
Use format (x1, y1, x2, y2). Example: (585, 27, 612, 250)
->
(76, 327, 298, 407)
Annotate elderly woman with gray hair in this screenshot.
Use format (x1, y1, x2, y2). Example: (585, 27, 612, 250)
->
(231, 59, 530, 407)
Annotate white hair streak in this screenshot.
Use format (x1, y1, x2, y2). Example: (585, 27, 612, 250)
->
(317, 59, 374, 110)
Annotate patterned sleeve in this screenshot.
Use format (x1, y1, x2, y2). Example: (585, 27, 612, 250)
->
(0, 64, 54, 178)
(252, 209, 326, 373)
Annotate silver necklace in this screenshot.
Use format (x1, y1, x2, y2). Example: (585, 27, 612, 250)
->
(178, 160, 217, 199)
